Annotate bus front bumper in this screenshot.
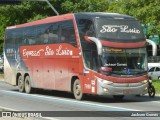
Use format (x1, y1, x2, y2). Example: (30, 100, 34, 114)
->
(97, 77, 148, 96)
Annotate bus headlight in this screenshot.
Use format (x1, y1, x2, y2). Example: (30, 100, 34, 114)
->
(97, 77, 113, 85)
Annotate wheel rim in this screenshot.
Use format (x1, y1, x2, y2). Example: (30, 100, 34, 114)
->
(75, 84, 81, 96)
(73, 80, 83, 100)
(18, 76, 24, 92)
(25, 80, 29, 91)
(18, 79, 23, 90)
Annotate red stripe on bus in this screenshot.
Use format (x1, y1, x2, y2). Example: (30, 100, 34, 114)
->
(109, 75, 147, 83)
(101, 40, 146, 48)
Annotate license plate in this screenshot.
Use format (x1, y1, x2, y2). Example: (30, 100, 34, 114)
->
(123, 89, 131, 94)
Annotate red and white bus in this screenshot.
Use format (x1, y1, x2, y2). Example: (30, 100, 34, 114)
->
(4, 12, 149, 100)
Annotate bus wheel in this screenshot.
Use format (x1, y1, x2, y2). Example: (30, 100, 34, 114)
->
(73, 79, 84, 100)
(113, 95, 124, 100)
(25, 76, 33, 94)
(18, 75, 24, 92)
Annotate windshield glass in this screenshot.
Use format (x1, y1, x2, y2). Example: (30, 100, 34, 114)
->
(96, 18, 145, 41)
(102, 47, 147, 75)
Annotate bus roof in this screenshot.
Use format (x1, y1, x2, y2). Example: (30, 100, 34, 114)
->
(75, 12, 135, 20)
(6, 13, 74, 30)
(6, 12, 136, 30)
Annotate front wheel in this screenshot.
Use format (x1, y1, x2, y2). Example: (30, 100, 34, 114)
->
(73, 79, 85, 100)
(148, 85, 155, 98)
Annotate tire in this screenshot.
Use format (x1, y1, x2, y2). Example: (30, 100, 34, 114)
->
(24, 76, 33, 94)
(73, 79, 84, 100)
(18, 75, 25, 92)
(158, 77, 160, 80)
(148, 85, 155, 98)
(113, 95, 124, 100)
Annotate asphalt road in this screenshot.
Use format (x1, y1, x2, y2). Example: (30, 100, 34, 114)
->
(0, 80, 160, 120)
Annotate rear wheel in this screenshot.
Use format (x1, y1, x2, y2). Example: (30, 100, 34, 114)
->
(73, 79, 84, 100)
(25, 76, 33, 94)
(18, 75, 24, 92)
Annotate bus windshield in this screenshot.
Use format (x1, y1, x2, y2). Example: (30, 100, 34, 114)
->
(102, 47, 147, 75)
(96, 18, 145, 41)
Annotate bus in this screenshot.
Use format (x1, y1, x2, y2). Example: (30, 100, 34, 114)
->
(4, 12, 150, 100)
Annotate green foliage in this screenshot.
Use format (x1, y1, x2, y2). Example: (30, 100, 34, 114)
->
(152, 80, 160, 94)
(27, 14, 48, 22)
(61, 0, 109, 13)
(108, 0, 160, 38)
(0, 1, 53, 53)
(0, 0, 160, 53)
(0, 0, 109, 53)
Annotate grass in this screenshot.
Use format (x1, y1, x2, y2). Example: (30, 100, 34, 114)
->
(152, 80, 160, 94)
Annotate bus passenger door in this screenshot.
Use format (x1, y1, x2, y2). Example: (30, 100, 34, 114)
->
(82, 50, 98, 94)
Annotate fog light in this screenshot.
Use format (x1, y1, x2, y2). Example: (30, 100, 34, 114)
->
(103, 88, 108, 92)
(145, 87, 147, 90)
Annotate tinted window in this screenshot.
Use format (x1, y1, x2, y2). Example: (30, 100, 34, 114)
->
(7, 20, 76, 46)
(149, 67, 155, 72)
(8, 31, 15, 45)
(76, 19, 96, 50)
(39, 23, 59, 44)
(23, 27, 36, 45)
(83, 50, 98, 71)
(76, 19, 99, 70)
(60, 20, 77, 47)
(155, 67, 160, 71)
(77, 19, 95, 40)
(36, 24, 49, 44)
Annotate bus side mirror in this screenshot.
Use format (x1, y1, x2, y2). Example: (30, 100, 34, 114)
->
(100, 67, 112, 72)
(84, 36, 93, 42)
(146, 39, 157, 56)
(84, 36, 103, 55)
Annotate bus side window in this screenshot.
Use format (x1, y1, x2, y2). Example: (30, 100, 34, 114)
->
(77, 19, 95, 39)
(23, 30, 30, 45)
(60, 20, 77, 47)
(48, 24, 59, 44)
(23, 28, 36, 45)
(69, 31, 77, 46)
(35, 23, 59, 44)
(36, 26, 44, 45)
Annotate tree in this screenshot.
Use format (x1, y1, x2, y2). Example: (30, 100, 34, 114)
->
(61, 0, 109, 13)
(0, 0, 110, 53)
(0, 1, 54, 53)
(107, 0, 160, 39)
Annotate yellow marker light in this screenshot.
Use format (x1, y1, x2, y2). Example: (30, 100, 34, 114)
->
(142, 80, 148, 84)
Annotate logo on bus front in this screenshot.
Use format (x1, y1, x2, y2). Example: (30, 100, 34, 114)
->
(100, 25, 140, 34)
